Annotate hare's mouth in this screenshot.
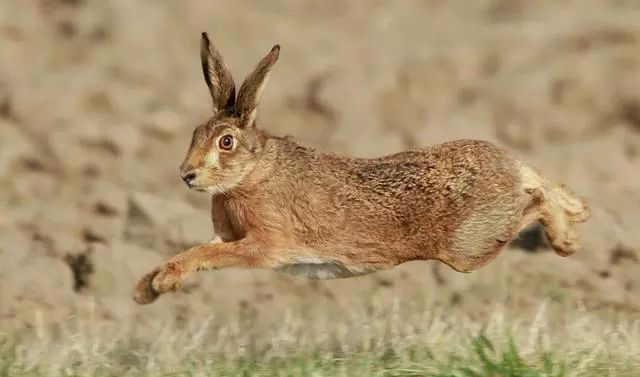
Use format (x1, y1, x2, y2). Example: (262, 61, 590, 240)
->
(186, 183, 209, 192)
(186, 182, 227, 196)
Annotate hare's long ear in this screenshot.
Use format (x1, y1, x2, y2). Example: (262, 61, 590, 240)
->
(235, 45, 280, 128)
(200, 32, 236, 113)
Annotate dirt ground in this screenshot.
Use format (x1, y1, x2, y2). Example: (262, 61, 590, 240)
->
(1, 0, 639, 356)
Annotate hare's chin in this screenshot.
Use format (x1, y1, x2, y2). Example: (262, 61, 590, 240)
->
(203, 185, 228, 196)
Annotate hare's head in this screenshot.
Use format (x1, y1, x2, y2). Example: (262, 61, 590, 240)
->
(180, 32, 279, 194)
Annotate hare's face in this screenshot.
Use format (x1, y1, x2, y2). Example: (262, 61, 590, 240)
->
(179, 115, 262, 194)
(178, 33, 279, 195)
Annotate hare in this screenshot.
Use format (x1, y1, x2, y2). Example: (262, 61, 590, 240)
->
(133, 33, 590, 304)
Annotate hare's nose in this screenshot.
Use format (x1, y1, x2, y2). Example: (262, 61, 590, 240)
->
(181, 171, 197, 186)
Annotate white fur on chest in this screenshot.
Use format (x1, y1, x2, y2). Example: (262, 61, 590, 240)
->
(276, 256, 373, 280)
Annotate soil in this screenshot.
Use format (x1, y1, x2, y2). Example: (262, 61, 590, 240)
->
(1, 0, 639, 342)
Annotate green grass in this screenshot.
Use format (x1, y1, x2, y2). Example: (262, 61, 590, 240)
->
(1, 333, 635, 377)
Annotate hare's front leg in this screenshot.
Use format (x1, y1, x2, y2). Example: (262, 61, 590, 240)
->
(133, 239, 270, 304)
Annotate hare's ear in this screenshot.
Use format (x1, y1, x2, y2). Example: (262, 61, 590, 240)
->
(235, 45, 280, 128)
(200, 32, 236, 113)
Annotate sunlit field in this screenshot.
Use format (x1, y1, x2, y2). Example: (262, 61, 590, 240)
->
(1, 1, 640, 376)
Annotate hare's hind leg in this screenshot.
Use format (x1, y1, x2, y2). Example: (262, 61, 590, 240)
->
(439, 197, 527, 273)
(519, 164, 590, 257)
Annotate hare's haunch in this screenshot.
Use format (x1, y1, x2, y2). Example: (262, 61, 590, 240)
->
(133, 33, 590, 305)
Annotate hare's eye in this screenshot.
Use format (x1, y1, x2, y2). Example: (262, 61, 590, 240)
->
(218, 135, 234, 151)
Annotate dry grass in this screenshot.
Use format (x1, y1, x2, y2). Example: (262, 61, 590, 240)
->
(2, 300, 639, 376)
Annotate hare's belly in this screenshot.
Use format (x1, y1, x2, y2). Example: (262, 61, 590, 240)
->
(276, 256, 374, 279)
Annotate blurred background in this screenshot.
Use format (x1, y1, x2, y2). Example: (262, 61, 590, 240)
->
(1, 0, 640, 374)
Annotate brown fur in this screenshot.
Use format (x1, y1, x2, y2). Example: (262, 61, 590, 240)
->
(133, 33, 590, 304)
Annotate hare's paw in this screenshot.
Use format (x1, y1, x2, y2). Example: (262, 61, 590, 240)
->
(133, 268, 161, 305)
(132, 263, 184, 305)
(151, 262, 185, 295)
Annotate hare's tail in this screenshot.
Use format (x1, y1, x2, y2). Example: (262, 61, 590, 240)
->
(519, 163, 590, 256)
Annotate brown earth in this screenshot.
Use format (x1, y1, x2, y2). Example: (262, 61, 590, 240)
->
(1, 0, 639, 351)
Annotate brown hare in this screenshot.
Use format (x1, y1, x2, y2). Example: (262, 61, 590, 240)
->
(133, 32, 590, 304)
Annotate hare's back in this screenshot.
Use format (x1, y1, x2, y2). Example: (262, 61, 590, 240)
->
(349, 139, 525, 254)
(360, 139, 522, 205)
(420, 139, 521, 199)
(342, 139, 524, 223)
